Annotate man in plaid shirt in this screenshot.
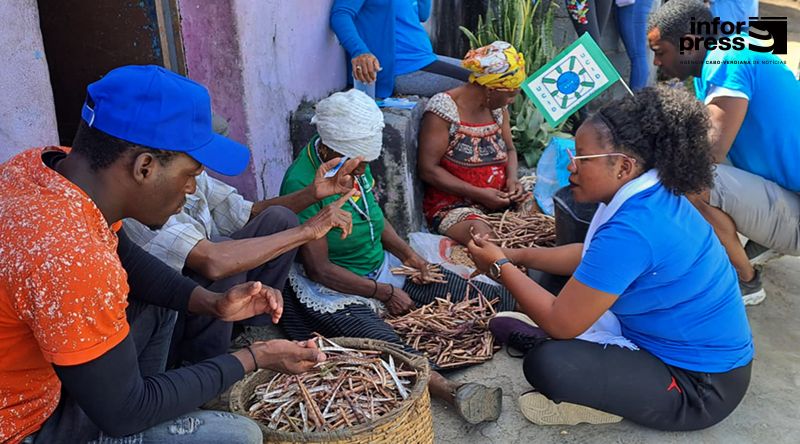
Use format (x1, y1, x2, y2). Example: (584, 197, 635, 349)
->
(124, 116, 360, 366)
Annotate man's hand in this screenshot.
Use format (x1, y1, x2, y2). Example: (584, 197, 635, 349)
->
(504, 179, 529, 204)
(312, 156, 363, 200)
(216, 281, 283, 324)
(379, 285, 416, 316)
(475, 187, 511, 210)
(302, 189, 356, 240)
(352, 53, 381, 83)
(252, 339, 326, 374)
(467, 232, 506, 275)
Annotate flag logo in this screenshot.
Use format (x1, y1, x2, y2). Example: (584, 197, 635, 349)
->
(522, 33, 622, 126)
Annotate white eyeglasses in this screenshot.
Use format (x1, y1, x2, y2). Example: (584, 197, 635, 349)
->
(567, 149, 637, 169)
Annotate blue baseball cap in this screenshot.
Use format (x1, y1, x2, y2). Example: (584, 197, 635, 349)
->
(81, 65, 250, 176)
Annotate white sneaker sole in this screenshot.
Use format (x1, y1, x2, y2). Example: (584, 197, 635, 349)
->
(493, 311, 540, 327)
(518, 392, 622, 426)
(742, 288, 767, 306)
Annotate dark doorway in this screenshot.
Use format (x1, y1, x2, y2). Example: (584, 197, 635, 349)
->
(430, 0, 488, 58)
(37, 0, 185, 145)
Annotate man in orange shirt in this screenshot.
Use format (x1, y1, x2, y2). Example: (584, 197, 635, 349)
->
(0, 65, 351, 444)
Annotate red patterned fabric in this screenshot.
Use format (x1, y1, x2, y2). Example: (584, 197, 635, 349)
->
(422, 93, 509, 230)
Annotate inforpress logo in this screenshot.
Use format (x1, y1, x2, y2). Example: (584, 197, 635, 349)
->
(748, 17, 787, 54)
(680, 16, 788, 54)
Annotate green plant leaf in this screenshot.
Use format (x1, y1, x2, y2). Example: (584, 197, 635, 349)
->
(523, 150, 538, 169)
(459, 26, 479, 49)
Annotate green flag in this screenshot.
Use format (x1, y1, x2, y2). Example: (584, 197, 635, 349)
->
(522, 33, 622, 127)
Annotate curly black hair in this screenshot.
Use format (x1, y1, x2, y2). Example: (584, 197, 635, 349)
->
(647, 0, 712, 47)
(587, 85, 713, 195)
(71, 120, 177, 171)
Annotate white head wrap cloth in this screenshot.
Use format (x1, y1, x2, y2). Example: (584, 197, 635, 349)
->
(311, 89, 385, 161)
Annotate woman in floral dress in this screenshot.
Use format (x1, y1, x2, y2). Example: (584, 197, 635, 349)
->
(418, 41, 530, 245)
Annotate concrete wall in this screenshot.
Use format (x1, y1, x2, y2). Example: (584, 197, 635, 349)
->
(179, 0, 346, 200)
(0, 0, 58, 161)
(178, 0, 254, 195)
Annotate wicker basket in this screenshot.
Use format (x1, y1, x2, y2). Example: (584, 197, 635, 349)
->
(229, 337, 433, 444)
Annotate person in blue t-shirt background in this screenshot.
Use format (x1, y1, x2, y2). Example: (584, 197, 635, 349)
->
(330, 0, 470, 98)
(647, 0, 800, 306)
(708, 0, 758, 29)
(467, 86, 754, 430)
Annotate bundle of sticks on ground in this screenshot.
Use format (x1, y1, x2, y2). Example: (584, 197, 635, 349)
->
(247, 337, 416, 433)
(390, 263, 447, 284)
(386, 286, 499, 369)
(448, 210, 556, 268)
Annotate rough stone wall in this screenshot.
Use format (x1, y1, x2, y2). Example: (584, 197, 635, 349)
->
(291, 99, 428, 239)
(0, 0, 58, 161)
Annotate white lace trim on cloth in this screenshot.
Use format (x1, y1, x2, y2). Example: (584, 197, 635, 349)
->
(288, 253, 406, 314)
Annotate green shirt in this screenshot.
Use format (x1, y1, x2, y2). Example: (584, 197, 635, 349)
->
(280, 135, 386, 275)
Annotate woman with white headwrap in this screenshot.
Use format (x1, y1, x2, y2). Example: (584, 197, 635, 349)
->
(278, 89, 508, 424)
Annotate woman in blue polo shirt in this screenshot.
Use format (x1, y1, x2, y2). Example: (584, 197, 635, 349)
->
(468, 86, 754, 430)
(330, 0, 470, 98)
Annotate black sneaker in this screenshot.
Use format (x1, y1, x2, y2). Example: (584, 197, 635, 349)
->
(740, 267, 766, 306)
(506, 331, 547, 358)
(489, 312, 548, 358)
(744, 240, 781, 266)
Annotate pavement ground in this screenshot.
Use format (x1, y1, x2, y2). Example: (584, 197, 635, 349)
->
(431, 255, 800, 444)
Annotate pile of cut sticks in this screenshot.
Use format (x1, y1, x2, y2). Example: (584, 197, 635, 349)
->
(446, 209, 556, 268)
(387, 286, 499, 369)
(448, 245, 475, 269)
(477, 210, 556, 249)
(247, 337, 416, 433)
(390, 263, 447, 284)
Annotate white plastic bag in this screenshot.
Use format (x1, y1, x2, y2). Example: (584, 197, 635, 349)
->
(408, 232, 499, 286)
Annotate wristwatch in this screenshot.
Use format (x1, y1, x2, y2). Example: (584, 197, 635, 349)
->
(488, 258, 512, 280)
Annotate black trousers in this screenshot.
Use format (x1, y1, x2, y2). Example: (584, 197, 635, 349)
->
(523, 338, 752, 431)
(421, 58, 471, 82)
(29, 299, 177, 443)
(169, 206, 298, 366)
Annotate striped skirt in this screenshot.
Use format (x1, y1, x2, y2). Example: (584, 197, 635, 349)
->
(280, 267, 516, 362)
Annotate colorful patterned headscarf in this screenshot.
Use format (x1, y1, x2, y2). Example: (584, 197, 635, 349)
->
(462, 41, 526, 90)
